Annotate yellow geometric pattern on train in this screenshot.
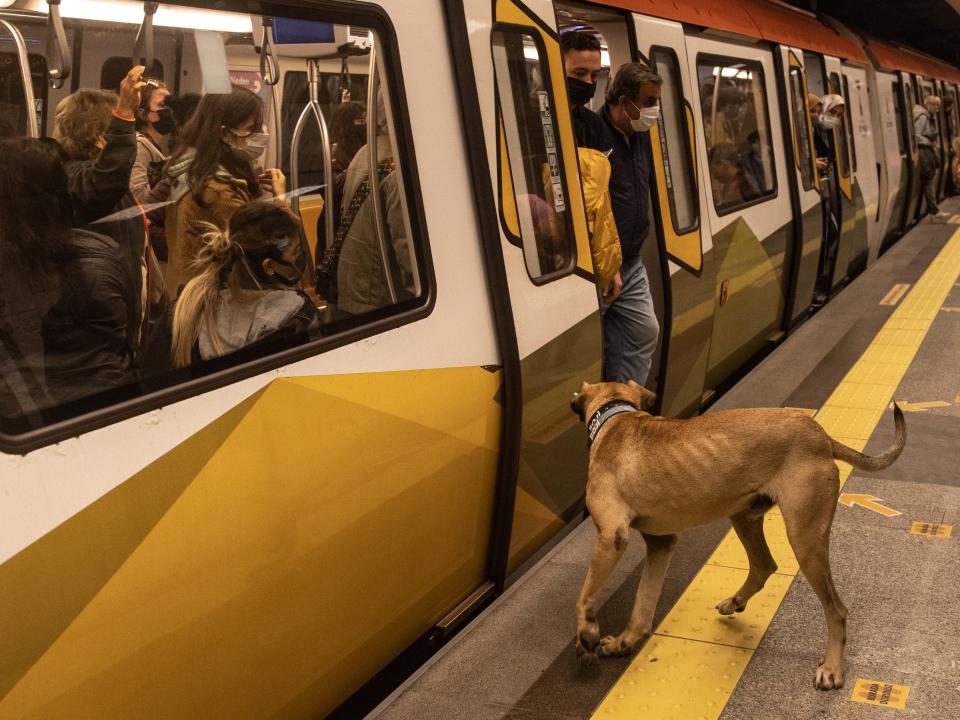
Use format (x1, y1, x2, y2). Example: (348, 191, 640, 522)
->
(0, 367, 501, 720)
(593, 227, 960, 719)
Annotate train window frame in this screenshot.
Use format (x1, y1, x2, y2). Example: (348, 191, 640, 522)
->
(841, 74, 857, 174)
(787, 61, 815, 192)
(650, 45, 700, 235)
(0, 0, 436, 455)
(491, 23, 578, 286)
(829, 72, 851, 179)
(101, 56, 164, 88)
(696, 52, 779, 217)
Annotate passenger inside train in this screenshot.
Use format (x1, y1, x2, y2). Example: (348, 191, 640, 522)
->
(0, 7, 424, 429)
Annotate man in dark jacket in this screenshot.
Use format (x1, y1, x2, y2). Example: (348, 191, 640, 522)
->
(576, 62, 662, 388)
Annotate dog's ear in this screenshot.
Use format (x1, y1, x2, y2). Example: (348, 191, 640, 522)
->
(570, 381, 592, 422)
(626, 380, 657, 411)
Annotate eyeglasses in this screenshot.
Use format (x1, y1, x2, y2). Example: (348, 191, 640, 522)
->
(225, 124, 267, 138)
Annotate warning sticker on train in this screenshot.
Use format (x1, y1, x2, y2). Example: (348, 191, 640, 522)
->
(537, 90, 566, 213)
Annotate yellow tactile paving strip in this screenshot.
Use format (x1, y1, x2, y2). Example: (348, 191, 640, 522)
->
(592, 227, 960, 719)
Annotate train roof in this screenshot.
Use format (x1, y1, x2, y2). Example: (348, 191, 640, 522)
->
(595, 0, 960, 83)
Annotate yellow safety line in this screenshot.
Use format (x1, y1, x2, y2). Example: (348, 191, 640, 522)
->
(592, 227, 960, 719)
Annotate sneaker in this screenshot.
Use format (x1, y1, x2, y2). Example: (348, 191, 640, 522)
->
(931, 211, 951, 222)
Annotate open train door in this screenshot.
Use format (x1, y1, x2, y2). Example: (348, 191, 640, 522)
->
(630, 13, 712, 418)
(776, 46, 824, 326)
(900, 71, 923, 228)
(455, 0, 602, 578)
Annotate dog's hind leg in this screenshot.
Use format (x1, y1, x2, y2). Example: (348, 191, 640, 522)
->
(575, 516, 631, 665)
(598, 532, 678, 657)
(780, 469, 848, 691)
(716, 509, 778, 615)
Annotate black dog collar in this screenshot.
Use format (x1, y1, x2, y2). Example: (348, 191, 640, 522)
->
(587, 401, 637, 447)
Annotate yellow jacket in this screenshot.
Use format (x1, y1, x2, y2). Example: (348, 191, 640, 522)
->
(577, 148, 622, 289)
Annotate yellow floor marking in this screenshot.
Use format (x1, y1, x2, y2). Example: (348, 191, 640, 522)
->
(879, 283, 911, 305)
(591, 227, 960, 720)
(850, 679, 910, 709)
(838, 493, 901, 517)
(707, 514, 798, 576)
(909, 521, 953, 537)
(894, 399, 951, 412)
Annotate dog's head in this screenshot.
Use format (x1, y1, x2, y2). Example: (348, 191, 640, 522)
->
(570, 380, 657, 422)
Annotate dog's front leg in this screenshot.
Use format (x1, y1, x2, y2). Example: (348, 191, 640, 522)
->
(575, 521, 630, 666)
(600, 532, 678, 657)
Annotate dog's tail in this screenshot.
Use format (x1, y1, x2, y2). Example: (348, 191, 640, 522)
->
(829, 403, 905, 471)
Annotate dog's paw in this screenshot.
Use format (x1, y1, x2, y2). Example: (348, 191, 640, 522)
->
(575, 626, 601, 667)
(814, 664, 845, 690)
(598, 634, 634, 657)
(715, 595, 746, 615)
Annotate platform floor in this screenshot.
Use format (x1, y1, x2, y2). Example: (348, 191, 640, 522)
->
(369, 202, 960, 720)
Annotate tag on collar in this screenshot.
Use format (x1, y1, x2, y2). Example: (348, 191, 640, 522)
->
(587, 401, 637, 447)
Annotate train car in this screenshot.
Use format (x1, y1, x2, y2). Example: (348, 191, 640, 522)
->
(1, 1, 959, 718)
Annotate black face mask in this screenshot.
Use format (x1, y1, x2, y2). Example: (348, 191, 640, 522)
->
(566, 77, 597, 107)
(153, 107, 177, 136)
(272, 251, 307, 287)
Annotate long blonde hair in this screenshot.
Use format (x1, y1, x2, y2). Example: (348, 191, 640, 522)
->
(171, 201, 303, 367)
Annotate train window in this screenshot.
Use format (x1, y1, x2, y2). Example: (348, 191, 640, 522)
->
(788, 65, 815, 191)
(697, 55, 777, 214)
(651, 47, 697, 232)
(829, 72, 850, 179)
(0, 6, 430, 445)
(904, 81, 918, 151)
(892, 81, 907, 154)
(842, 74, 857, 173)
(102, 56, 163, 89)
(491, 28, 576, 282)
(0, 52, 47, 137)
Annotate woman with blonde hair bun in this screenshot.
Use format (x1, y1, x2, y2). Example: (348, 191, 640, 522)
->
(170, 201, 318, 368)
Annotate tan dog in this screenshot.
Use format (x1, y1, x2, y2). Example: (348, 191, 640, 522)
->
(570, 380, 905, 690)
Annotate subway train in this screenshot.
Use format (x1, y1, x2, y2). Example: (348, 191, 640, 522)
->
(1, 0, 958, 718)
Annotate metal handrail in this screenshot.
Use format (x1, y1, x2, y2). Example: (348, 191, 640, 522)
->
(132, 2, 158, 71)
(259, 17, 279, 86)
(366, 45, 397, 304)
(289, 59, 334, 255)
(45, 0, 70, 89)
(0, 18, 38, 138)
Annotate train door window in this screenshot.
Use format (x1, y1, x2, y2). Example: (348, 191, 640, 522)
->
(892, 80, 907, 154)
(491, 28, 575, 282)
(842, 74, 857, 173)
(101, 56, 164, 89)
(650, 47, 697, 232)
(697, 55, 777, 214)
(788, 64, 814, 190)
(829, 72, 850, 179)
(0, 8, 430, 446)
(904, 80, 918, 151)
(0, 52, 47, 136)
(805, 55, 826, 97)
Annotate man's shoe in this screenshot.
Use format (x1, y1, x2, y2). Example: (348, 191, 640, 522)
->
(931, 211, 951, 223)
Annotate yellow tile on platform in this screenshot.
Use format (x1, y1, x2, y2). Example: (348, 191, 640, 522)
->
(859, 345, 913, 366)
(592, 636, 753, 720)
(882, 317, 931, 331)
(707, 514, 798, 576)
(844, 361, 909, 386)
(824, 383, 895, 411)
(815, 406, 884, 441)
(872, 327, 927, 348)
(656, 565, 794, 649)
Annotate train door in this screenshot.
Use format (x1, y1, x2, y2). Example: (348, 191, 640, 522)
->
(685, 35, 792, 392)
(945, 82, 960, 195)
(629, 13, 711, 416)
(918, 78, 943, 210)
(825, 58, 867, 286)
(935, 80, 950, 200)
(461, 0, 601, 576)
(777, 46, 823, 326)
(843, 64, 881, 263)
(902, 72, 923, 226)
(875, 70, 908, 253)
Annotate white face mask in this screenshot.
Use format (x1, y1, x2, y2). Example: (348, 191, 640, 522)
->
(627, 101, 660, 132)
(235, 131, 269, 160)
(820, 115, 840, 130)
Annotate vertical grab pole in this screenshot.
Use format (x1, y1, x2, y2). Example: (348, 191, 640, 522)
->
(0, 19, 39, 138)
(366, 45, 398, 303)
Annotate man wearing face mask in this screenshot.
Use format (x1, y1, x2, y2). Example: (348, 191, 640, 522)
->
(131, 79, 174, 202)
(585, 62, 663, 388)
